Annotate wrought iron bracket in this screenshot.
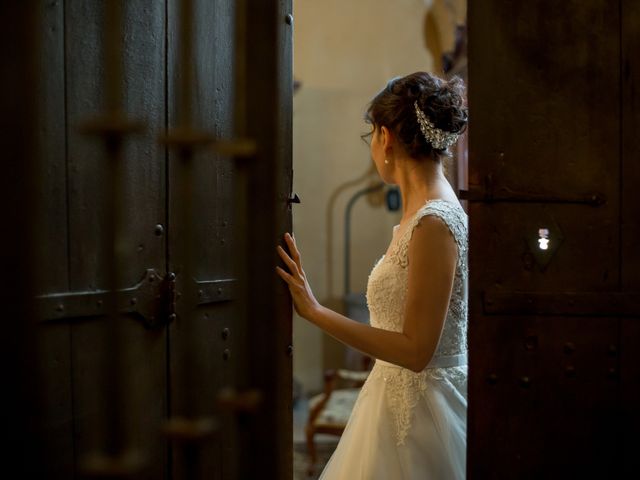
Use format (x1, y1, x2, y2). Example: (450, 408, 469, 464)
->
(36, 269, 237, 328)
(459, 174, 606, 206)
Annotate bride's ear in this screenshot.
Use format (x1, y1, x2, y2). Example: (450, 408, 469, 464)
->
(380, 126, 395, 156)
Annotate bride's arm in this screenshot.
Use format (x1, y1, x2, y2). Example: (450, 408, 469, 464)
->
(307, 215, 456, 372)
(307, 305, 420, 371)
(276, 216, 457, 373)
(402, 214, 458, 370)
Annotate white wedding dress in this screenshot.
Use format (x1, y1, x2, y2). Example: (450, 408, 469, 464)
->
(319, 199, 469, 480)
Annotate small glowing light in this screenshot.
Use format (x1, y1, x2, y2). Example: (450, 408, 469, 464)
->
(538, 228, 550, 250)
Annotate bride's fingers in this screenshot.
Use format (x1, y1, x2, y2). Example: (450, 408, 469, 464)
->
(277, 245, 300, 276)
(285, 233, 303, 271)
(275, 265, 293, 284)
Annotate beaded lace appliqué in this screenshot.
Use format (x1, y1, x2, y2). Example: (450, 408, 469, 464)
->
(363, 200, 469, 446)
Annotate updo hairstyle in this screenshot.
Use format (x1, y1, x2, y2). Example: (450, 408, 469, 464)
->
(364, 72, 468, 160)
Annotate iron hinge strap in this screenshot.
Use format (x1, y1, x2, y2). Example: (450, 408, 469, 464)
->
(458, 175, 605, 206)
(36, 269, 237, 328)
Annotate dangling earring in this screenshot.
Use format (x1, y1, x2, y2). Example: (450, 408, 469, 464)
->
(384, 158, 390, 164)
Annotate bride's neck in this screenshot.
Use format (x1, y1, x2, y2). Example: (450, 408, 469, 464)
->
(396, 158, 447, 220)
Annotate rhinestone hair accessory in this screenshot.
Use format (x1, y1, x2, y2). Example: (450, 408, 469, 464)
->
(414, 100, 459, 150)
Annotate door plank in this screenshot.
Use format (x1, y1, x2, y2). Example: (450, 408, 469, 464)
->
(621, 0, 640, 475)
(65, 1, 168, 477)
(34, 1, 74, 477)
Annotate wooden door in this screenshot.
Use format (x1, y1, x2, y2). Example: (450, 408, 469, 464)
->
(466, 0, 640, 478)
(35, 2, 169, 477)
(25, 0, 292, 478)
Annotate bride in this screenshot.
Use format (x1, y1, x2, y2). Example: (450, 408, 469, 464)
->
(276, 71, 469, 479)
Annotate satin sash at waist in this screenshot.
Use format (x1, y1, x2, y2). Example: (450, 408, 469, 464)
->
(375, 353, 468, 370)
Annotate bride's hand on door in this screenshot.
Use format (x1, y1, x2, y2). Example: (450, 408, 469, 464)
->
(275, 232, 321, 320)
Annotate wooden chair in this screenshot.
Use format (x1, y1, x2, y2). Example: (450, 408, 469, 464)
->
(304, 356, 372, 476)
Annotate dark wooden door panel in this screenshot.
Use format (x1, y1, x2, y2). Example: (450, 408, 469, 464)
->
(28, 0, 292, 477)
(35, 1, 169, 478)
(67, 0, 168, 475)
(34, 1, 73, 477)
(621, 0, 640, 475)
(469, 315, 619, 478)
(164, 1, 293, 478)
(165, 1, 238, 477)
(468, 0, 639, 477)
(469, 203, 619, 292)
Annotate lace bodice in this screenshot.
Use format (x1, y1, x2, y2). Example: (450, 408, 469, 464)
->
(363, 199, 469, 446)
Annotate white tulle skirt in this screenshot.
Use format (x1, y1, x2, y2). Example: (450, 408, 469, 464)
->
(318, 363, 467, 480)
